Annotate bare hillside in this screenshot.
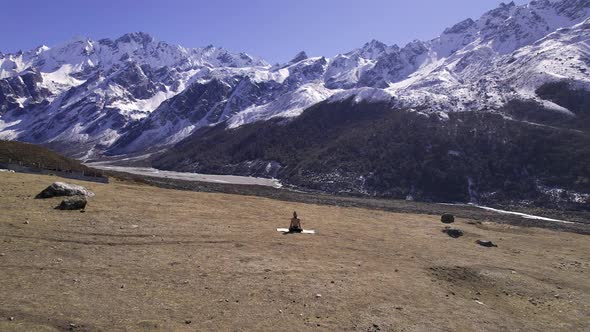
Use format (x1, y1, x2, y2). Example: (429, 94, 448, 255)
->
(0, 173, 588, 331)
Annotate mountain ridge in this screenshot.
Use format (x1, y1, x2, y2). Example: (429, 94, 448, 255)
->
(0, 0, 589, 207)
(1, 0, 588, 157)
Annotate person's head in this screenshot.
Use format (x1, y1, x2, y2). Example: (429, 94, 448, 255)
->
(293, 211, 297, 218)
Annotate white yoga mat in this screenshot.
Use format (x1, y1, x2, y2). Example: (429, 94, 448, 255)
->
(277, 228, 316, 234)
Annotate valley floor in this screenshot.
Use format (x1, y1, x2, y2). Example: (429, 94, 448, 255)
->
(87, 164, 282, 188)
(0, 173, 589, 331)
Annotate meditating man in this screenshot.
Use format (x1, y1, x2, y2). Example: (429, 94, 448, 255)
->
(289, 211, 303, 233)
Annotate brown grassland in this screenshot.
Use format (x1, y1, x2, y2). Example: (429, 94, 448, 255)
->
(0, 172, 589, 331)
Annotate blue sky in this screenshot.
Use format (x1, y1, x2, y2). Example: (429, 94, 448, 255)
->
(2, 0, 528, 63)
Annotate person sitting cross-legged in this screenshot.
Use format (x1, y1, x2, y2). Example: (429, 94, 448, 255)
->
(289, 211, 303, 233)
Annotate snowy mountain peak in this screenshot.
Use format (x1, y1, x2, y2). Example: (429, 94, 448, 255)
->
(115, 31, 156, 45)
(359, 39, 389, 58)
(442, 18, 476, 35)
(501, 1, 516, 8)
(33, 45, 50, 55)
(289, 51, 309, 64)
(0, 0, 589, 159)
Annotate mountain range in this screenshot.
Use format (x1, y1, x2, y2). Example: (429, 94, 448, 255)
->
(1, 0, 589, 208)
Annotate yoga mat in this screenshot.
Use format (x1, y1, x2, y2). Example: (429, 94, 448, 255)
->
(277, 228, 316, 234)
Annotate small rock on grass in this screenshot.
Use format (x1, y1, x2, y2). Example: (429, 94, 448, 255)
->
(368, 323, 381, 332)
(476, 240, 498, 247)
(442, 228, 464, 238)
(55, 196, 87, 210)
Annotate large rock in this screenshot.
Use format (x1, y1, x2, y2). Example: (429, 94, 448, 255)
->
(55, 196, 87, 210)
(441, 214, 455, 224)
(35, 182, 95, 199)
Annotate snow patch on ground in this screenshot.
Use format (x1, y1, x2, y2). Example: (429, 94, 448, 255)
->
(469, 204, 575, 224)
(88, 165, 283, 188)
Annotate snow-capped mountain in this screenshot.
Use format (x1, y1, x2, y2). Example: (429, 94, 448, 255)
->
(1, 0, 589, 159)
(330, 0, 590, 111)
(0, 32, 268, 156)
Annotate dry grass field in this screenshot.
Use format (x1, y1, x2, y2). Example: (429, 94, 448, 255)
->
(0, 172, 589, 331)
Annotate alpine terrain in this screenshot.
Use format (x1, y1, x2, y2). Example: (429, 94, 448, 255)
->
(1, 0, 589, 208)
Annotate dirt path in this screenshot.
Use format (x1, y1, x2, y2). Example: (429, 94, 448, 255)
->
(0, 173, 589, 331)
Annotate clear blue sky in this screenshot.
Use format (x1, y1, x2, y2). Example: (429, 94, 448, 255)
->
(1, 0, 528, 63)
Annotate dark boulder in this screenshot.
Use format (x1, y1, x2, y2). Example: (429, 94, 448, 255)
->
(476, 240, 498, 247)
(441, 214, 455, 224)
(36, 182, 95, 199)
(443, 228, 464, 238)
(55, 196, 87, 210)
